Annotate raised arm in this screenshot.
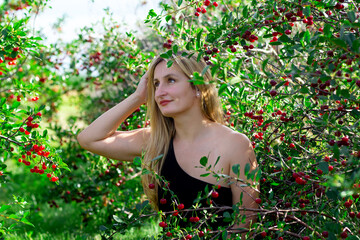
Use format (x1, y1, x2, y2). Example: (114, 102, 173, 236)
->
(77, 72, 150, 161)
(228, 133, 259, 236)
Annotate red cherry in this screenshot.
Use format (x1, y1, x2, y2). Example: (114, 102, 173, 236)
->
(316, 169, 323, 175)
(255, 198, 262, 204)
(177, 203, 184, 210)
(261, 231, 267, 237)
(186, 234, 192, 239)
(166, 232, 172, 237)
(201, 8, 206, 13)
(159, 221, 167, 228)
(204, 0, 210, 6)
(196, 7, 201, 12)
(328, 165, 334, 171)
(344, 201, 352, 208)
(160, 198, 167, 204)
(199, 231, 205, 237)
(349, 212, 355, 218)
(195, 12, 200, 17)
(302, 237, 310, 240)
(211, 191, 219, 198)
(270, 90, 278, 96)
(149, 183, 155, 189)
(340, 231, 348, 239)
(285, 29, 292, 35)
(213, 2, 218, 7)
(52, 164, 56, 169)
(289, 143, 295, 148)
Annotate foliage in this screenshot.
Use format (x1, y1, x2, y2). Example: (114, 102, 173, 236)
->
(1, 0, 360, 239)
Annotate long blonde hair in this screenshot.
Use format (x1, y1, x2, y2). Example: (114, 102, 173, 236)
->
(141, 51, 225, 210)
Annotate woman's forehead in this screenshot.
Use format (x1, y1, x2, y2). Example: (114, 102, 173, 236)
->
(153, 61, 184, 80)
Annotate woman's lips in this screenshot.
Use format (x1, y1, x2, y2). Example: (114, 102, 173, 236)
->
(159, 100, 172, 106)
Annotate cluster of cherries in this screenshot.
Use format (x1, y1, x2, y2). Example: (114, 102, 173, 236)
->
(16, 113, 59, 182)
(18, 143, 58, 182)
(194, 0, 218, 17)
(0, 47, 21, 75)
(19, 112, 42, 135)
(88, 51, 102, 67)
(150, 182, 224, 238)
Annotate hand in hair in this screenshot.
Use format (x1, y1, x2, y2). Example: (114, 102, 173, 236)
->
(134, 71, 148, 104)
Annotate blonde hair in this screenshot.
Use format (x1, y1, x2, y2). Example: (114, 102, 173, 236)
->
(141, 51, 224, 210)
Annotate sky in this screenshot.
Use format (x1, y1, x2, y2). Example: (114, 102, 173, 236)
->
(22, 0, 161, 43)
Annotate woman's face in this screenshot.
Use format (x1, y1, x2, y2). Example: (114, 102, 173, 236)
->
(153, 61, 199, 118)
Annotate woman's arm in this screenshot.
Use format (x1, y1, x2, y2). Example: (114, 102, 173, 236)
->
(228, 133, 259, 237)
(77, 73, 150, 161)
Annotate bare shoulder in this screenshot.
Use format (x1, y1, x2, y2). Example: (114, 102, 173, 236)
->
(214, 124, 252, 148)
(214, 124, 257, 168)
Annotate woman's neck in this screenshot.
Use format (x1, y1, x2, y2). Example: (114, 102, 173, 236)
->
(173, 113, 215, 144)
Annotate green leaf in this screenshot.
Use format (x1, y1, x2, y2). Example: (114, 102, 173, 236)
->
(304, 6, 311, 17)
(318, 161, 329, 174)
(39, 105, 45, 111)
(214, 156, 220, 167)
(196, 28, 203, 50)
(0, 97, 6, 107)
(201, 65, 210, 77)
(244, 163, 250, 176)
(151, 154, 163, 162)
(230, 76, 241, 85)
(221, 230, 228, 240)
(160, 50, 172, 59)
(218, 83, 228, 96)
(347, 11, 356, 23)
(11, 101, 20, 109)
(133, 157, 141, 166)
(0, 205, 11, 213)
(324, 24, 332, 38)
(8, 214, 20, 219)
(177, 0, 183, 7)
(20, 218, 34, 227)
(200, 156, 208, 166)
(166, 60, 173, 68)
(200, 173, 210, 177)
(165, 15, 171, 22)
(113, 215, 122, 223)
(242, 5, 248, 18)
(269, 41, 282, 45)
(172, 44, 178, 55)
(330, 38, 347, 48)
(99, 225, 108, 231)
(232, 164, 240, 175)
(325, 222, 341, 234)
(279, 34, 291, 43)
(351, 39, 360, 53)
(148, 9, 157, 18)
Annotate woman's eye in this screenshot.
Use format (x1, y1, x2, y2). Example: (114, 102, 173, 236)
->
(154, 82, 159, 87)
(168, 78, 175, 83)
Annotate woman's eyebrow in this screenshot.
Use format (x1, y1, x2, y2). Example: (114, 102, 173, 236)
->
(153, 74, 178, 82)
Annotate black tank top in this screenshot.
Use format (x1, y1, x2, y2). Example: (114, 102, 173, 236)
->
(158, 137, 233, 229)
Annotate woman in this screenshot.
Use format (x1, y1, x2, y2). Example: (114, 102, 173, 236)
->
(77, 51, 259, 234)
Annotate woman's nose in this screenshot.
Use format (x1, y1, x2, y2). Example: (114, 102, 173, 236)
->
(155, 83, 167, 97)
